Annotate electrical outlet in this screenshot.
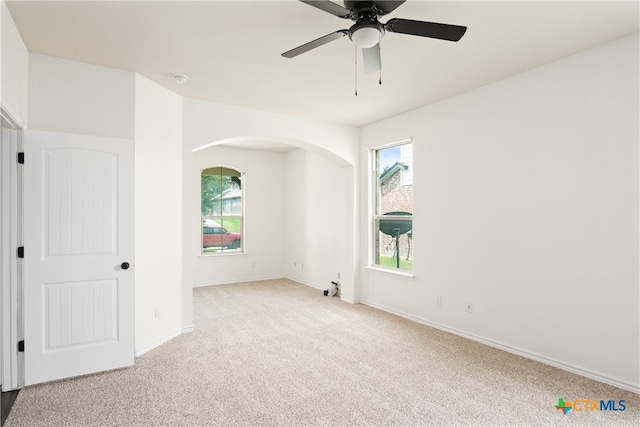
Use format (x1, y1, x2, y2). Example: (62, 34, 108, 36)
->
(436, 295, 442, 305)
(154, 307, 160, 318)
(293, 262, 296, 268)
(465, 303, 473, 313)
(337, 272, 341, 280)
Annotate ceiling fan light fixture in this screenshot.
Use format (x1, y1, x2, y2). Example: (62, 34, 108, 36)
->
(350, 25, 382, 48)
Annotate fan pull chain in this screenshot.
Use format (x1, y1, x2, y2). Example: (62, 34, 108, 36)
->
(379, 36, 383, 85)
(378, 51, 382, 85)
(354, 45, 358, 96)
(378, 33, 382, 85)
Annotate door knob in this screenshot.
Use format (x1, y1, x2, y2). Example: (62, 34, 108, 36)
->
(121, 262, 130, 270)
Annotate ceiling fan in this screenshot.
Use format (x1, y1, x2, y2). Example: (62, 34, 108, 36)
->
(282, 0, 467, 74)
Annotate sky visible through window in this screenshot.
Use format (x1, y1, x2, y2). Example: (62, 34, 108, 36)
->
(379, 145, 401, 170)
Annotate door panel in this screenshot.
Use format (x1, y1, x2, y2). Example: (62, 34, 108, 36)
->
(45, 149, 116, 256)
(24, 130, 133, 386)
(45, 279, 117, 349)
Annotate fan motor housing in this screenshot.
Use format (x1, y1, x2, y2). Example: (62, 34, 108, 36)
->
(345, 1, 377, 15)
(345, 1, 390, 19)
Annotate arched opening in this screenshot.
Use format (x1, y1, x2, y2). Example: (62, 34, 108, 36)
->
(191, 135, 356, 302)
(192, 135, 353, 168)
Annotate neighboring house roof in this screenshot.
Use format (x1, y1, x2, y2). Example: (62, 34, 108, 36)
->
(211, 188, 242, 201)
(380, 162, 408, 184)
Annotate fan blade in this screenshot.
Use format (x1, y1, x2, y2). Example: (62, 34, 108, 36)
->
(374, 0, 406, 15)
(362, 43, 381, 74)
(299, 1, 352, 19)
(385, 18, 467, 42)
(282, 30, 348, 58)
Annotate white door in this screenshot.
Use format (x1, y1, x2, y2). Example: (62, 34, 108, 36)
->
(23, 130, 134, 385)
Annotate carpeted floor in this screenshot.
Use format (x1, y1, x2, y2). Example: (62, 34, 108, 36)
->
(5, 279, 640, 426)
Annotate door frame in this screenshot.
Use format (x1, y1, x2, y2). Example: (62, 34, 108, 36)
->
(1, 106, 24, 392)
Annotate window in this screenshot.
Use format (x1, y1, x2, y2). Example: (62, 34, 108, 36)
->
(373, 141, 413, 271)
(201, 167, 243, 254)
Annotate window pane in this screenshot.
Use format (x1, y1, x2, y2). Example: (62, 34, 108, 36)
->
(201, 167, 243, 254)
(376, 144, 412, 215)
(374, 142, 412, 271)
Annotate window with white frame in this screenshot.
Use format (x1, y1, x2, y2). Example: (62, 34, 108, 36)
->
(201, 167, 244, 254)
(373, 141, 413, 271)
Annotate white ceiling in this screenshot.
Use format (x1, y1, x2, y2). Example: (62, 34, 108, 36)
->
(6, 0, 640, 128)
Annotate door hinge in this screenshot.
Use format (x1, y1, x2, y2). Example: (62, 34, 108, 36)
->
(17, 247, 24, 258)
(17, 152, 24, 164)
(18, 340, 24, 352)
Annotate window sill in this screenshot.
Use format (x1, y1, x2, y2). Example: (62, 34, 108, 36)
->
(198, 252, 246, 259)
(365, 266, 414, 280)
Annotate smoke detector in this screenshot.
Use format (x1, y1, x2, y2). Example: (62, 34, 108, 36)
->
(173, 74, 189, 84)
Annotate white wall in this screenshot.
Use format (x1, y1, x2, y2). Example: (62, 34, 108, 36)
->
(182, 99, 359, 325)
(285, 149, 345, 292)
(192, 146, 286, 286)
(28, 54, 134, 139)
(133, 75, 183, 354)
(359, 34, 640, 392)
(1, 0, 29, 127)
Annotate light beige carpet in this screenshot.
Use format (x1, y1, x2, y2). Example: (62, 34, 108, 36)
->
(6, 279, 640, 426)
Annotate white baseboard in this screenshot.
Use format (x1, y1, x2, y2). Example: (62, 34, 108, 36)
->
(182, 325, 194, 334)
(360, 299, 640, 394)
(193, 274, 284, 288)
(135, 329, 183, 357)
(195, 275, 330, 293)
(340, 296, 356, 304)
(284, 275, 325, 291)
(285, 275, 352, 302)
